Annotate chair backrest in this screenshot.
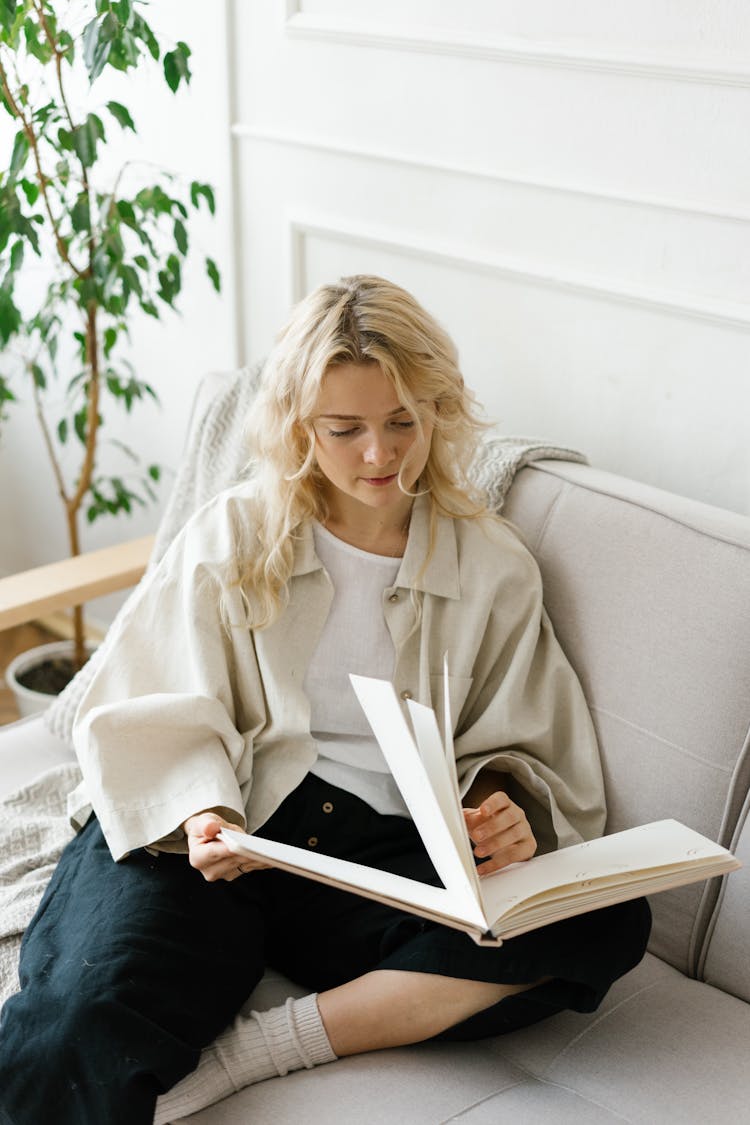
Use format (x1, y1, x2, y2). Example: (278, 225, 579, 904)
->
(504, 461, 750, 976)
(700, 791, 750, 1000)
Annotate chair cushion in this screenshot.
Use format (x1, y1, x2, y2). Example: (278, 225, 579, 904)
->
(175, 955, 750, 1124)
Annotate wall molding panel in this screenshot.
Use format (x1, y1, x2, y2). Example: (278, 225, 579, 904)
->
(233, 124, 750, 227)
(288, 216, 750, 332)
(234, 2, 750, 513)
(285, 9, 750, 89)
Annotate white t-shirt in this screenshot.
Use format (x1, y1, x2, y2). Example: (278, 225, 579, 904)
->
(306, 522, 410, 817)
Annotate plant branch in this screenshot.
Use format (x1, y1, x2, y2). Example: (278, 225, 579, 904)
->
(29, 359, 70, 507)
(0, 53, 86, 280)
(33, 3, 100, 547)
(32, 0, 95, 267)
(68, 303, 100, 519)
(33, 0, 75, 131)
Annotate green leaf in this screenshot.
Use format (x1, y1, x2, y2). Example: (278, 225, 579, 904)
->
(57, 29, 75, 64)
(190, 181, 215, 215)
(82, 17, 109, 83)
(0, 379, 16, 405)
(20, 178, 39, 205)
(106, 100, 135, 132)
(104, 326, 117, 357)
(57, 126, 74, 152)
(115, 198, 137, 226)
(9, 239, 23, 271)
(71, 193, 91, 234)
(23, 16, 53, 63)
(121, 263, 142, 297)
(132, 13, 159, 61)
(206, 257, 221, 293)
(114, 0, 133, 26)
(0, 284, 21, 344)
(9, 130, 29, 178)
(57, 417, 68, 444)
(30, 362, 45, 389)
(0, 0, 19, 35)
(74, 407, 88, 444)
(33, 101, 58, 127)
(99, 12, 120, 43)
(173, 218, 188, 255)
(109, 437, 138, 462)
(148, 464, 160, 481)
(72, 114, 106, 168)
(163, 41, 191, 91)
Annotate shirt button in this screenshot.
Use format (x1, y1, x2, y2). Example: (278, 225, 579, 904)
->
(322, 801, 334, 814)
(307, 836, 318, 847)
(400, 690, 413, 701)
(388, 592, 399, 603)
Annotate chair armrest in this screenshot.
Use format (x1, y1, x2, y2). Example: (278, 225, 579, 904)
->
(0, 535, 155, 631)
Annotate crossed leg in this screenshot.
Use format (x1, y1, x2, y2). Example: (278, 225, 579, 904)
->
(317, 968, 536, 1054)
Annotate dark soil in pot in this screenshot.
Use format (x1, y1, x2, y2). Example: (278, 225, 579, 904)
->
(16, 656, 83, 696)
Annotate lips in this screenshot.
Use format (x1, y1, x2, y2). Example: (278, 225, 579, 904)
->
(362, 473, 398, 487)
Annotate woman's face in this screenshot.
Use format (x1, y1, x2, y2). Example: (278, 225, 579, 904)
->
(311, 362, 433, 522)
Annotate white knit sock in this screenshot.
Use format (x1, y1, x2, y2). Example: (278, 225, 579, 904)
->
(153, 994, 337, 1124)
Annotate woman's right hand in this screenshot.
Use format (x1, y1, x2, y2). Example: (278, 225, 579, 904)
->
(182, 809, 272, 882)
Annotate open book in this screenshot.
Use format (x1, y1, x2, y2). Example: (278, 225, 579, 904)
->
(220, 671, 741, 946)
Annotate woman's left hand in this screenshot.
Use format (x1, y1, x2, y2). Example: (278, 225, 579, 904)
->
(463, 790, 537, 877)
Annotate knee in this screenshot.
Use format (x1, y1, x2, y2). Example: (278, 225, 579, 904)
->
(1, 984, 105, 1068)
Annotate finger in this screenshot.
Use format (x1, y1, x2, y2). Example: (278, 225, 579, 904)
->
(476, 837, 537, 876)
(200, 818, 225, 840)
(187, 840, 239, 878)
(471, 804, 525, 849)
(473, 822, 531, 859)
(477, 791, 513, 819)
(201, 852, 274, 881)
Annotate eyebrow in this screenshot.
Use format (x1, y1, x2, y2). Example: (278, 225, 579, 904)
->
(316, 406, 411, 421)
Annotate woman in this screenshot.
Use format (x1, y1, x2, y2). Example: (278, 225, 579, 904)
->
(0, 276, 650, 1124)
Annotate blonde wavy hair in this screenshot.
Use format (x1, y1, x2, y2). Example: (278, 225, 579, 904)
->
(239, 275, 491, 628)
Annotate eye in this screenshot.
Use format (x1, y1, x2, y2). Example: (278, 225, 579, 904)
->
(327, 427, 359, 438)
(391, 419, 415, 430)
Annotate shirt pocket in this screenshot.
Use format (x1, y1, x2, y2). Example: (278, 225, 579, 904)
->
(429, 673, 474, 737)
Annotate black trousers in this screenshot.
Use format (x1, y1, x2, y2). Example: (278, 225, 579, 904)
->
(0, 774, 651, 1125)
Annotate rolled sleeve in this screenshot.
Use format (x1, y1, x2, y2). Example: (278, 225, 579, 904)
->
(72, 505, 257, 860)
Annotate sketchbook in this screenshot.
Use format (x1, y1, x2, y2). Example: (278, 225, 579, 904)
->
(219, 669, 741, 946)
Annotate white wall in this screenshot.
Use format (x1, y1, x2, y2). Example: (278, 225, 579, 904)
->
(0, 1, 236, 626)
(2, 0, 749, 629)
(234, 0, 750, 516)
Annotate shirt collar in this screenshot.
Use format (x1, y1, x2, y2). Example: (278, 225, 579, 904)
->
(291, 492, 461, 600)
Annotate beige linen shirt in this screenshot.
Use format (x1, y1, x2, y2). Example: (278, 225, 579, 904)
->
(70, 483, 606, 862)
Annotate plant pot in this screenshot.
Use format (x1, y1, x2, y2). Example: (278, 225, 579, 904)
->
(5, 640, 95, 719)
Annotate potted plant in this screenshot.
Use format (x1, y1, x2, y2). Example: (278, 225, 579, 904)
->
(0, 0, 220, 711)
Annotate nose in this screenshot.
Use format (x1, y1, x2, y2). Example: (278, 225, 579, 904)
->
(363, 431, 396, 468)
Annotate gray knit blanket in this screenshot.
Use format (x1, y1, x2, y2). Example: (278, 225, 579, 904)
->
(0, 363, 586, 1009)
(0, 764, 80, 1002)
